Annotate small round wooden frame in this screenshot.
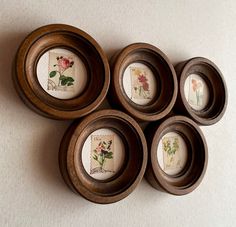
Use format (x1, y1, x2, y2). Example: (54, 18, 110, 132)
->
(109, 43, 178, 122)
(145, 116, 208, 195)
(174, 57, 227, 125)
(59, 109, 147, 204)
(13, 24, 110, 120)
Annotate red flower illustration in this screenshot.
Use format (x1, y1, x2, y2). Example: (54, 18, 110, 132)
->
(138, 74, 149, 91)
(57, 56, 74, 72)
(49, 55, 75, 88)
(138, 74, 148, 83)
(192, 79, 202, 91)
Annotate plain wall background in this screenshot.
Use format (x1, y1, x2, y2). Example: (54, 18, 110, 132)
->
(0, 1, 235, 226)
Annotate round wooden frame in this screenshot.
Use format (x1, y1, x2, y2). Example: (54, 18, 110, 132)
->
(13, 24, 110, 120)
(174, 57, 227, 125)
(59, 109, 147, 204)
(145, 116, 208, 195)
(109, 43, 178, 122)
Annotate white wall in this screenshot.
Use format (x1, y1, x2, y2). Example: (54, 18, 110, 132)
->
(0, 1, 235, 226)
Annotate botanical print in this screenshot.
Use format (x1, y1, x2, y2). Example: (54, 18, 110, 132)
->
(130, 67, 151, 100)
(47, 51, 75, 92)
(90, 135, 114, 175)
(162, 136, 182, 172)
(188, 76, 204, 108)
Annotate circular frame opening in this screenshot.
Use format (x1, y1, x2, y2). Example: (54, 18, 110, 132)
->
(176, 57, 227, 125)
(145, 116, 208, 195)
(109, 43, 178, 122)
(14, 24, 110, 119)
(59, 110, 147, 204)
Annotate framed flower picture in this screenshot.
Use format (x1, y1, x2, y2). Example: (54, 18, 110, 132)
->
(14, 24, 110, 120)
(145, 116, 208, 195)
(175, 57, 227, 125)
(109, 43, 177, 122)
(59, 110, 147, 204)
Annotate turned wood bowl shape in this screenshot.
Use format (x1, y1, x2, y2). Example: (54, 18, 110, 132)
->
(59, 109, 147, 204)
(145, 116, 208, 195)
(174, 57, 227, 125)
(13, 24, 110, 120)
(109, 43, 178, 122)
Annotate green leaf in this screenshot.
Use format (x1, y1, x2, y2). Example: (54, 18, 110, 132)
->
(93, 155, 98, 160)
(66, 77, 74, 82)
(67, 82, 74, 86)
(59, 75, 66, 80)
(61, 78, 68, 86)
(105, 152, 113, 159)
(105, 156, 113, 159)
(49, 71, 57, 78)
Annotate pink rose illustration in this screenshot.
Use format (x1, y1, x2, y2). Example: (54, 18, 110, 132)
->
(56, 56, 74, 73)
(49, 55, 75, 88)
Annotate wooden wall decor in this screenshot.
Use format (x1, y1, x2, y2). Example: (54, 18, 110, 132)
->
(145, 116, 208, 195)
(13, 24, 110, 120)
(174, 57, 227, 125)
(13, 24, 228, 202)
(109, 43, 178, 122)
(59, 109, 147, 204)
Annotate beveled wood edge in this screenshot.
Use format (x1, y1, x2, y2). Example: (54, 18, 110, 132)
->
(175, 57, 228, 125)
(60, 109, 148, 204)
(109, 42, 178, 122)
(145, 115, 208, 195)
(13, 24, 110, 120)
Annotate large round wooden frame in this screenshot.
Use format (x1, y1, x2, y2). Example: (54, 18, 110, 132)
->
(174, 57, 227, 125)
(13, 24, 110, 120)
(145, 116, 208, 195)
(59, 109, 147, 204)
(109, 43, 178, 122)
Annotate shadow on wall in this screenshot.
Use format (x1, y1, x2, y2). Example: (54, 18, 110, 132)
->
(0, 31, 30, 106)
(36, 119, 75, 193)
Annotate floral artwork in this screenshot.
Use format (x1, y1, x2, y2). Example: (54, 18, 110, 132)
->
(130, 67, 151, 99)
(188, 76, 204, 108)
(47, 51, 75, 92)
(192, 79, 203, 106)
(90, 135, 114, 175)
(162, 136, 182, 172)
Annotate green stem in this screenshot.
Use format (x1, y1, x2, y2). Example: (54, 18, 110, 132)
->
(142, 87, 147, 98)
(58, 71, 62, 87)
(196, 90, 200, 105)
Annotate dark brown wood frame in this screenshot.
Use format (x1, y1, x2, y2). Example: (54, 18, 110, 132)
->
(109, 43, 178, 122)
(13, 24, 110, 120)
(145, 116, 208, 195)
(174, 57, 227, 125)
(59, 109, 147, 204)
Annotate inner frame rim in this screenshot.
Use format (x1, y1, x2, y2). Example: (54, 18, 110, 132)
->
(66, 111, 147, 199)
(180, 58, 227, 124)
(26, 31, 106, 110)
(15, 24, 110, 119)
(113, 43, 177, 121)
(150, 116, 207, 194)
